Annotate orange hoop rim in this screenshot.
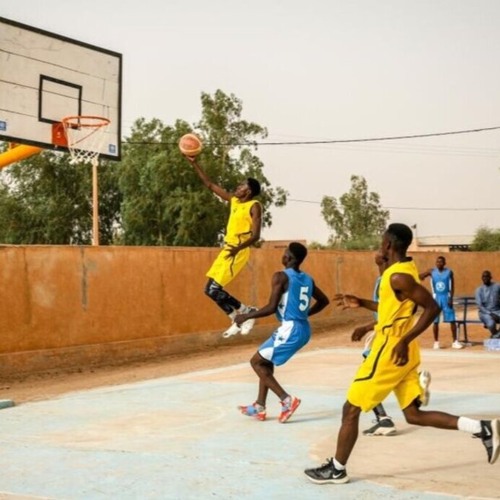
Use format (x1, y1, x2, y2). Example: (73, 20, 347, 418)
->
(62, 115, 110, 129)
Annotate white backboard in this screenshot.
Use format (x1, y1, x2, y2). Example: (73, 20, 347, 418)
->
(0, 17, 122, 160)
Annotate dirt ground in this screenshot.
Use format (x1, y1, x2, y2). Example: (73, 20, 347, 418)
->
(0, 311, 491, 405)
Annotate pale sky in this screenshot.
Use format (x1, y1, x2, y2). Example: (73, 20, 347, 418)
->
(2, 0, 500, 244)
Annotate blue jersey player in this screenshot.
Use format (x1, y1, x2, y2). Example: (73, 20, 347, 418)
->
(234, 242, 330, 423)
(420, 256, 462, 349)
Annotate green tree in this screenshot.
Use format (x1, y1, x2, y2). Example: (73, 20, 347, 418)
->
(471, 226, 500, 251)
(0, 148, 121, 244)
(119, 90, 287, 246)
(0, 90, 286, 246)
(321, 175, 389, 249)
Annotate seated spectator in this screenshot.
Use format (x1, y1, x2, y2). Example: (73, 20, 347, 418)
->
(475, 270, 500, 339)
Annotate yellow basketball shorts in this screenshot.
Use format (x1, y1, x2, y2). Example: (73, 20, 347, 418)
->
(347, 332, 424, 412)
(206, 246, 250, 287)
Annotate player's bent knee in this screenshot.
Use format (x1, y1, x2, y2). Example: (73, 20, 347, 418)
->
(205, 279, 222, 302)
(402, 401, 421, 424)
(341, 401, 361, 423)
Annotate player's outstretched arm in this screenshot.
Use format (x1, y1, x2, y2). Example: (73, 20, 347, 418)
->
(333, 293, 378, 312)
(183, 156, 232, 202)
(234, 271, 287, 325)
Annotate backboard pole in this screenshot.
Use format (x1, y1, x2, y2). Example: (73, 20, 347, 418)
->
(91, 158, 99, 246)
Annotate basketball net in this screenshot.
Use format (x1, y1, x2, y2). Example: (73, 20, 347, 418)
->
(62, 115, 110, 166)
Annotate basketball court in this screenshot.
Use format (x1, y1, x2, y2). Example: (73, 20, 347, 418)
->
(0, 14, 499, 500)
(0, 346, 498, 500)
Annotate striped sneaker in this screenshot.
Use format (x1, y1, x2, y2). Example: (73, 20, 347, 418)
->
(363, 417, 397, 436)
(279, 396, 301, 423)
(222, 322, 241, 338)
(237, 402, 266, 421)
(475, 419, 500, 464)
(304, 458, 349, 484)
(240, 307, 258, 335)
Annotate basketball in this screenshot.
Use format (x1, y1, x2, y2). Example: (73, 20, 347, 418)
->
(179, 133, 203, 157)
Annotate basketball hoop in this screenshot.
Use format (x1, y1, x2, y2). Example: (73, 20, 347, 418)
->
(61, 115, 110, 166)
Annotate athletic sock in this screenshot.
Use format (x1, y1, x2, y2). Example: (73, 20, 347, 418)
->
(457, 416, 481, 434)
(333, 458, 345, 470)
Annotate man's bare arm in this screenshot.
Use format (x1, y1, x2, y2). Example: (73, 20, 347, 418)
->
(234, 271, 287, 325)
(308, 282, 330, 317)
(184, 156, 232, 202)
(391, 273, 440, 365)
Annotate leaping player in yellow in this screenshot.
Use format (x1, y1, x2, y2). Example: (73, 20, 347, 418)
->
(184, 156, 262, 338)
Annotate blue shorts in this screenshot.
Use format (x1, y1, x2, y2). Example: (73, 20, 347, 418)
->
(433, 294, 456, 323)
(258, 320, 310, 366)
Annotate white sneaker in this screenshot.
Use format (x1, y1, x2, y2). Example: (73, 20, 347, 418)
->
(222, 322, 241, 338)
(419, 370, 431, 406)
(433, 341, 441, 350)
(240, 307, 258, 335)
(452, 340, 463, 349)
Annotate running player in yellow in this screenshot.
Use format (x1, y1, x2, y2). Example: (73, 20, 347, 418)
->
(184, 156, 262, 337)
(305, 223, 500, 485)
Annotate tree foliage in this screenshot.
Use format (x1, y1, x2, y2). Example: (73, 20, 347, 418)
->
(471, 226, 500, 251)
(321, 175, 389, 250)
(0, 90, 287, 246)
(0, 148, 121, 244)
(119, 90, 287, 246)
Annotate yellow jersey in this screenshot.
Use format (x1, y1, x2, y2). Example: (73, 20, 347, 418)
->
(376, 259, 420, 338)
(224, 197, 259, 247)
(347, 258, 425, 412)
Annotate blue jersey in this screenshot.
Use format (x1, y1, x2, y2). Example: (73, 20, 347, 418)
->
(259, 267, 314, 366)
(276, 268, 313, 322)
(431, 268, 453, 298)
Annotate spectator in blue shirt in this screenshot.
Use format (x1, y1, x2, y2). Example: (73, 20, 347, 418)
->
(475, 270, 500, 339)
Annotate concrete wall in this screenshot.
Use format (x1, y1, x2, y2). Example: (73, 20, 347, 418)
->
(0, 245, 498, 377)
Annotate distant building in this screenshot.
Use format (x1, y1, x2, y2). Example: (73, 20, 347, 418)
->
(260, 239, 307, 250)
(409, 235, 474, 252)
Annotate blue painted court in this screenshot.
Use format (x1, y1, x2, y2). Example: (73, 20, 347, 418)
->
(0, 348, 498, 499)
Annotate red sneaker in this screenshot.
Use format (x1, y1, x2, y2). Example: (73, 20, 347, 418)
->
(279, 396, 301, 423)
(237, 402, 266, 421)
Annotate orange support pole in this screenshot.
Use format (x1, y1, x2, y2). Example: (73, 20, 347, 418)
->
(0, 145, 43, 169)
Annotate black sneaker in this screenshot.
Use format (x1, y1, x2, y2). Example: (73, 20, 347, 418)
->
(304, 458, 349, 484)
(363, 417, 397, 436)
(474, 419, 500, 464)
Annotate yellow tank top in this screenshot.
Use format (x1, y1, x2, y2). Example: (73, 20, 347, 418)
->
(376, 259, 420, 338)
(224, 197, 259, 246)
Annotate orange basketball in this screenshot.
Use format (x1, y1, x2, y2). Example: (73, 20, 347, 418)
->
(179, 133, 202, 157)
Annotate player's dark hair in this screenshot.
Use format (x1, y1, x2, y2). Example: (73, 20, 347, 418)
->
(247, 178, 261, 197)
(386, 223, 413, 252)
(288, 242, 308, 265)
